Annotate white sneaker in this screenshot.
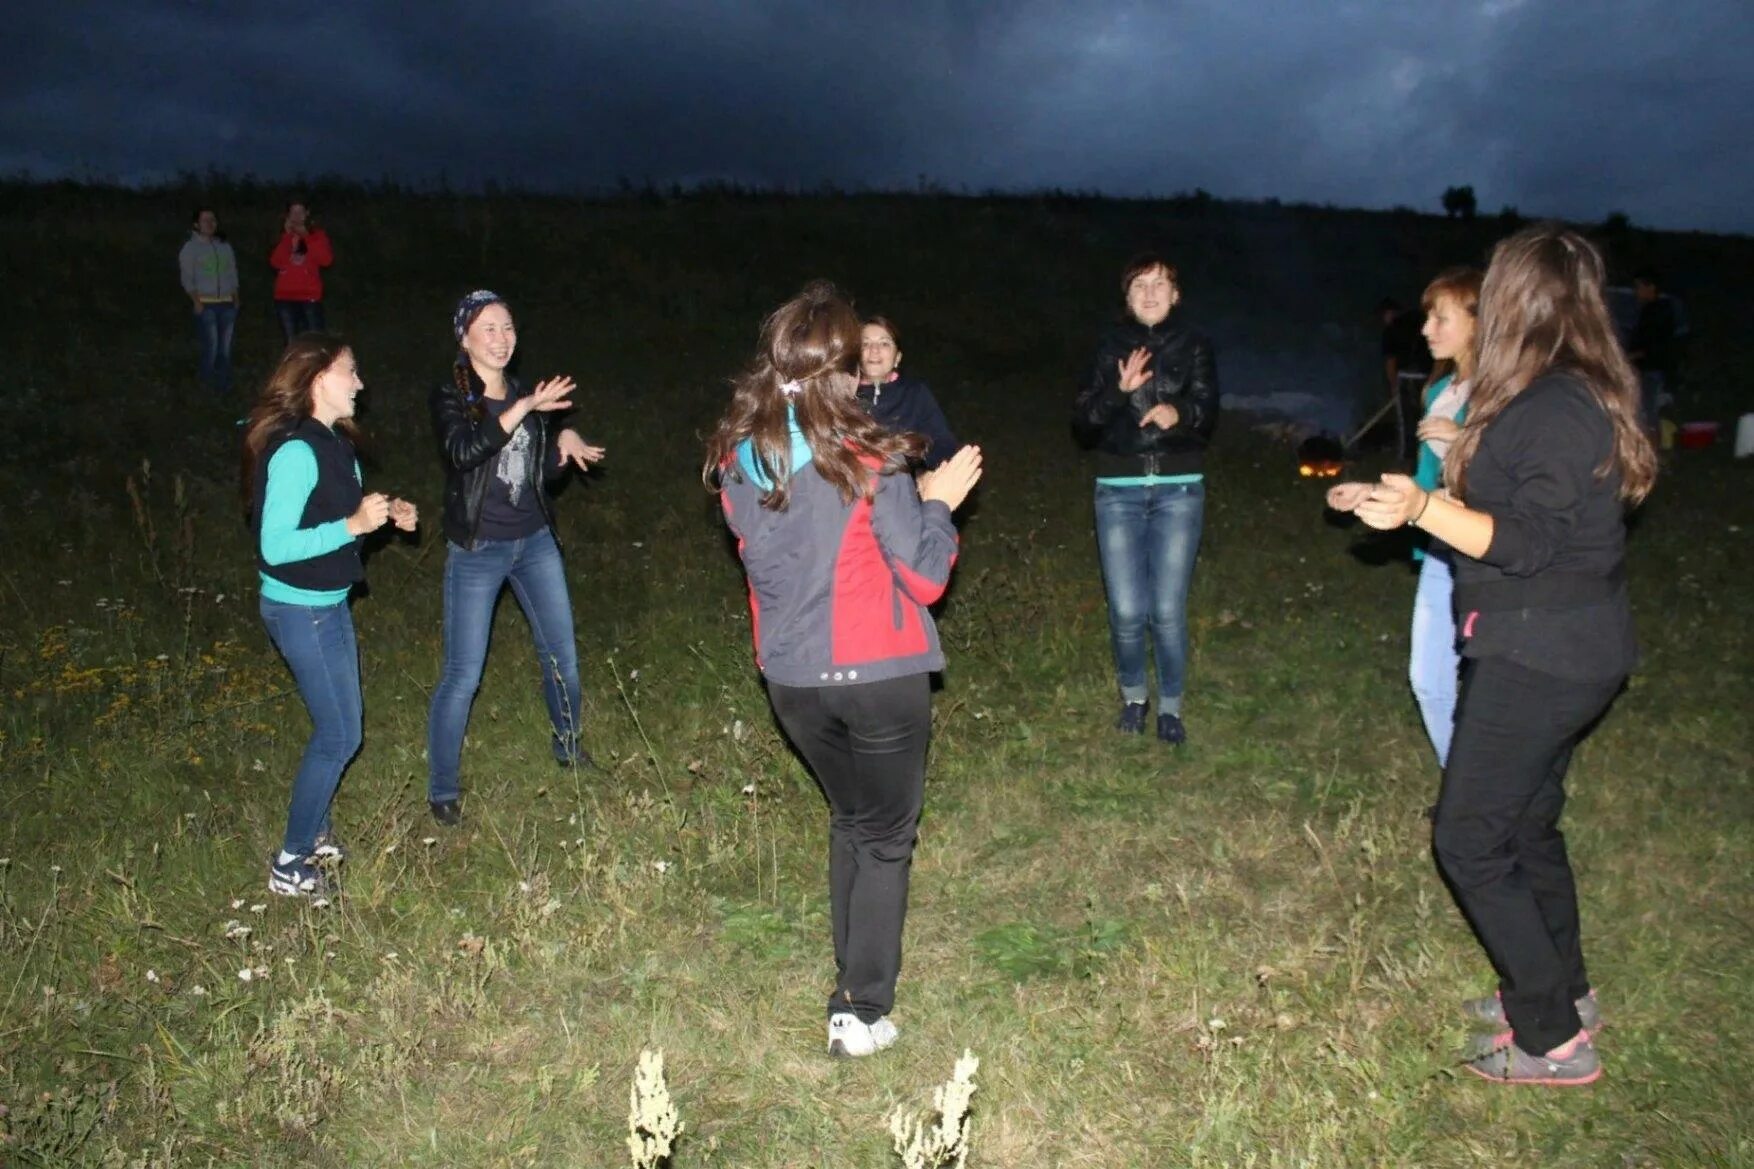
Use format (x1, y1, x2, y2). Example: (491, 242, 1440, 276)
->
(827, 1012, 900, 1058)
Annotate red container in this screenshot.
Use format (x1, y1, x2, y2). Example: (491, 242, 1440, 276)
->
(1678, 421, 1719, 450)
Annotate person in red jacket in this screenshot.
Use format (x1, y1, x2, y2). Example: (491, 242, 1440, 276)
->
(705, 280, 982, 1059)
(270, 199, 334, 343)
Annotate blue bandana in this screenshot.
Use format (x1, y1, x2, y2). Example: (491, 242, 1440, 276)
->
(452, 289, 505, 341)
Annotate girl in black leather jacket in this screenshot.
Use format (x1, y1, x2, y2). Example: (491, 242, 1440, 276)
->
(424, 290, 605, 826)
(1073, 254, 1219, 744)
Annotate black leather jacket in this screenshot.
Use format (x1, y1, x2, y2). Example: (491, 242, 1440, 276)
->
(430, 375, 559, 549)
(1074, 318, 1219, 478)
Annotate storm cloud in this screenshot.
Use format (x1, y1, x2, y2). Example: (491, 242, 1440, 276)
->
(5, 0, 1747, 232)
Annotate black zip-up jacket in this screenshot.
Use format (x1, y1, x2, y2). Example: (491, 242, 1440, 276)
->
(1074, 318, 1219, 478)
(431, 373, 561, 549)
(856, 374, 958, 469)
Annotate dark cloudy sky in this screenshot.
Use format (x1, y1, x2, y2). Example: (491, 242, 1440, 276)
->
(8, 1, 1749, 233)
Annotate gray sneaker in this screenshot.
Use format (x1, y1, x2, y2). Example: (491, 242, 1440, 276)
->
(1463, 1031, 1600, 1086)
(1461, 989, 1600, 1032)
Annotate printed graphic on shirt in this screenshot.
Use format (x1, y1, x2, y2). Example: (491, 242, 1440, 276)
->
(496, 422, 533, 505)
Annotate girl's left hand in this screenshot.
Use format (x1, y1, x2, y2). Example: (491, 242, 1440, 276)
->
(388, 498, 419, 532)
(1355, 473, 1425, 531)
(557, 428, 606, 471)
(1139, 403, 1180, 430)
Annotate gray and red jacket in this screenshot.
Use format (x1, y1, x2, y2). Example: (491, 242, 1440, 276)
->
(720, 419, 959, 688)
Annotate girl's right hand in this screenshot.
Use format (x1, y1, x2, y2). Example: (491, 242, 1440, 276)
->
(1416, 416, 1461, 444)
(1117, 347, 1153, 393)
(346, 493, 392, 535)
(918, 445, 983, 511)
(1325, 481, 1373, 512)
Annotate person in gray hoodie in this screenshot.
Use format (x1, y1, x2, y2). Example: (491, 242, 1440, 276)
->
(705, 280, 983, 1059)
(178, 207, 241, 394)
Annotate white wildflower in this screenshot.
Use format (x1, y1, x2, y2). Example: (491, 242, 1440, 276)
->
(237, 968, 253, 983)
(310, 897, 331, 909)
(626, 1048, 684, 1169)
(223, 920, 251, 940)
(889, 1050, 980, 1169)
(231, 898, 245, 909)
(190, 985, 207, 997)
(250, 759, 266, 772)
(249, 903, 267, 915)
(741, 783, 756, 796)
(422, 837, 438, 847)
(652, 860, 671, 875)
(145, 970, 160, 983)
(732, 719, 745, 741)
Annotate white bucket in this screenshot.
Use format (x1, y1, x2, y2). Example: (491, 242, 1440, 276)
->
(1737, 413, 1754, 459)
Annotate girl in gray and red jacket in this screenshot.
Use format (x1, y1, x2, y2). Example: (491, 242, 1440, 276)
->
(705, 280, 982, 1059)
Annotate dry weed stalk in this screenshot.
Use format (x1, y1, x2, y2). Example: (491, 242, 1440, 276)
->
(626, 1048, 683, 1168)
(889, 1050, 980, 1169)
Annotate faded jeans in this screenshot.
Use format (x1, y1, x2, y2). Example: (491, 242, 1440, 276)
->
(427, 528, 582, 803)
(196, 302, 238, 394)
(260, 598, 361, 856)
(1094, 480, 1205, 712)
(1409, 545, 1461, 768)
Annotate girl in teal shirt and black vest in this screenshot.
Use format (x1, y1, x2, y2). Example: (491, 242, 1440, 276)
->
(243, 334, 416, 896)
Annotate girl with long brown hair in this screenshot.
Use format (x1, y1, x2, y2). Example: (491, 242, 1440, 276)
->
(1354, 224, 1655, 1085)
(705, 280, 982, 1058)
(1331, 266, 1483, 767)
(243, 334, 417, 896)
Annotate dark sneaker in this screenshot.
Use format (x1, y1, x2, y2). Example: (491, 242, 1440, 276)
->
(827, 1013, 899, 1058)
(1114, 702, 1148, 734)
(1462, 989, 1600, 1032)
(268, 854, 328, 898)
(1463, 1031, 1600, 1086)
(556, 748, 601, 772)
(430, 799, 462, 827)
(1156, 712, 1187, 745)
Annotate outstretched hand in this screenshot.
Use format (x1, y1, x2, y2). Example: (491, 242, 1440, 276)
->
(918, 445, 983, 512)
(526, 376, 576, 413)
(556, 428, 605, 471)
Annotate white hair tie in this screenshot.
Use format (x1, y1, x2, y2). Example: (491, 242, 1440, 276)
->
(779, 380, 803, 397)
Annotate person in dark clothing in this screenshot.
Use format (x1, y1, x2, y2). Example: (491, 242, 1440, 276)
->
(856, 316, 958, 469)
(1073, 253, 1219, 744)
(1628, 268, 1678, 432)
(705, 281, 982, 1059)
(1380, 297, 1435, 460)
(1347, 224, 1657, 1086)
(242, 334, 417, 896)
(425, 290, 606, 826)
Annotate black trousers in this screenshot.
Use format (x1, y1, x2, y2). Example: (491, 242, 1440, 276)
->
(1434, 655, 1623, 1054)
(768, 673, 931, 1024)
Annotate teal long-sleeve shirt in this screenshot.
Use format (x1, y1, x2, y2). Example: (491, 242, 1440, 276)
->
(259, 440, 359, 606)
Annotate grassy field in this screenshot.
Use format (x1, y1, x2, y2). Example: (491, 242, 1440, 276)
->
(1, 186, 1750, 1166)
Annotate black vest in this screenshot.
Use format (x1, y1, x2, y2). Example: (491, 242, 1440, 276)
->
(251, 419, 364, 592)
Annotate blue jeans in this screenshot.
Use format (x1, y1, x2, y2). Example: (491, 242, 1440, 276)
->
(1409, 545, 1461, 767)
(1094, 480, 1205, 712)
(260, 598, 362, 856)
(427, 528, 583, 802)
(196, 302, 237, 394)
(275, 299, 327, 345)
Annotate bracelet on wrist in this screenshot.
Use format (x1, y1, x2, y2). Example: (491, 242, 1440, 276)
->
(1409, 491, 1432, 527)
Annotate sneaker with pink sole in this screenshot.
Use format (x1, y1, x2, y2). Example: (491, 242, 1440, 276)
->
(1463, 1030, 1600, 1086)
